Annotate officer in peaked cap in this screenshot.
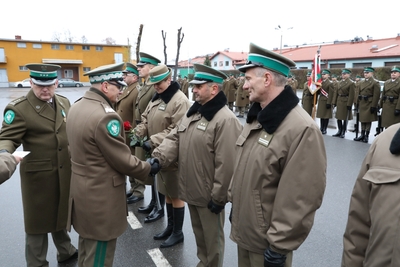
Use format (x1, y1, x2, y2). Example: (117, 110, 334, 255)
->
(380, 66, 400, 129)
(302, 71, 313, 116)
(229, 43, 326, 267)
(190, 63, 227, 85)
(116, 62, 143, 204)
(316, 69, 334, 134)
(0, 62, 78, 266)
(137, 52, 161, 67)
(66, 62, 152, 266)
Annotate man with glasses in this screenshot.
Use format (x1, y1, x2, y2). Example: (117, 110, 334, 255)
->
(353, 67, 380, 143)
(115, 63, 144, 204)
(0, 63, 78, 266)
(66, 62, 154, 266)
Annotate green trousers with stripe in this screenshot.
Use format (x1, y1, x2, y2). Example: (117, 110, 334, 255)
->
(78, 236, 116, 267)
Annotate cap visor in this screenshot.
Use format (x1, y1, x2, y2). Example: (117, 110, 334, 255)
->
(117, 80, 127, 87)
(189, 80, 208, 85)
(238, 64, 257, 72)
(137, 62, 146, 66)
(31, 78, 57, 86)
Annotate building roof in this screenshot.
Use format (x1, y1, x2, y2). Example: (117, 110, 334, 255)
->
(0, 37, 125, 47)
(209, 50, 248, 62)
(178, 55, 211, 67)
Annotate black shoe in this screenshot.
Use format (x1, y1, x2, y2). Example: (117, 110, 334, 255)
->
(127, 195, 144, 204)
(236, 115, 244, 118)
(154, 225, 173, 240)
(144, 207, 164, 223)
(138, 201, 155, 214)
(160, 232, 184, 248)
(58, 250, 78, 263)
(126, 190, 133, 198)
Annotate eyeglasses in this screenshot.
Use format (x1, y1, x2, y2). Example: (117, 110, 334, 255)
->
(107, 81, 123, 91)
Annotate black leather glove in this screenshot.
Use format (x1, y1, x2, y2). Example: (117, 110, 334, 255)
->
(395, 109, 400, 116)
(207, 200, 225, 214)
(370, 107, 376, 114)
(142, 141, 152, 152)
(347, 106, 352, 111)
(264, 248, 287, 267)
(146, 158, 161, 175)
(326, 104, 331, 109)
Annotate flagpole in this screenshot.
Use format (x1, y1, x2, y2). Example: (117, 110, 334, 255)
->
(311, 45, 322, 120)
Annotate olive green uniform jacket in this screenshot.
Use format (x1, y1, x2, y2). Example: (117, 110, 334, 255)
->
(0, 90, 71, 234)
(228, 86, 326, 256)
(316, 79, 334, 119)
(342, 123, 400, 267)
(0, 153, 18, 185)
(115, 82, 139, 153)
(226, 78, 238, 103)
(134, 81, 156, 160)
(356, 78, 380, 122)
(66, 89, 151, 241)
(302, 82, 314, 116)
(152, 91, 242, 207)
(235, 79, 248, 107)
(332, 78, 355, 120)
(380, 78, 400, 128)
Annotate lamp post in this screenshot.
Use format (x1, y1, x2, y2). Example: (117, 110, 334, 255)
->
(275, 25, 293, 54)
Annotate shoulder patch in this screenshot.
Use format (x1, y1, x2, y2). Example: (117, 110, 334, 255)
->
(101, 103, 115, 113)
(9, 96, 26, 106)
(107, 119, 120, 137)
(4, 110, 15, 124)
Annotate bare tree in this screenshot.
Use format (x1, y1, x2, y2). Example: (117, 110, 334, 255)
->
(161, 30, 168, 64)
(52, 32, 62, 42)
(102, 37, 116, 45)
(135, 24, 144, 63)
(64, 29, 76, 43)
(81, 35, 88, 43)
(173, 27, 184, 81)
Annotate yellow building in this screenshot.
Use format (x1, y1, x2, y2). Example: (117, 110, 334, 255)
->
(0, 37, 130, 87)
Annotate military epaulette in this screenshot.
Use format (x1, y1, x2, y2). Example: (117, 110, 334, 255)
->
(55, 93, 68, 100)
(101, 103, 115, 113)
(9, 96, 26, 106)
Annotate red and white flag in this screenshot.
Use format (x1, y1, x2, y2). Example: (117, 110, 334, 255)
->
(308, 53, 322, 95)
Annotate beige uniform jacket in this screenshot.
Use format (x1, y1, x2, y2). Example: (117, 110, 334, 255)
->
(0, 153, 18, 185)
(342, 123, 400, 267)
(66, 89, 150, 241)
(115, 82, 139, 153)
(152, 91, 243, 206)
(229, 87, 326, 255)
(0, 90, 71, 234)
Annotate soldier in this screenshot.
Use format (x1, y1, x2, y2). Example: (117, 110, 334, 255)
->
(0, 63, 78, 266)
(332, 69, 355, 138)
(286, 73, 297, 95)
(225, 74, 237, 111)
(176, 74, 183, 87)
(235, 73, 247, 118)
(316, 69, 334, 134)
(229, 43, 326, 267)
(151, 64, 242, 266)
(66, 63, 154, 266)
(354, 75, 362, 108)
(380, 66, 400, 129)
(115, 63, 144, 204)
(353, 67, 380, 143)
(342, 123, 400, 266)
(133, 65, 190, 248)
(302, 72, 313, 116)
(181, 76, 189, 98)
(0, 152, 21, 184)
(135, 52, 165, 223)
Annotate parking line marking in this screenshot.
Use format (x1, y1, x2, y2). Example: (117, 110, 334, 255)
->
(147, 248, 172, 267)
(127, 211, 142, 230)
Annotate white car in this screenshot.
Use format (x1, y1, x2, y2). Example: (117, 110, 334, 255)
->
(14, 78, 31, 88)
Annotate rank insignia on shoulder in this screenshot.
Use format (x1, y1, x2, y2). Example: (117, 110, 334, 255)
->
(196, 120, 208, 131)
(258, 130, 273, 147)
(4, 110, 15, 124)
(101, 103, 115, 113)
(107, 119, 120, 137)
(9, 96, 26, 106)
(158, 103, 166, 111)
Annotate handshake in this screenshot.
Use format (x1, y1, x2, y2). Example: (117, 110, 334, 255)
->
(132, 138, 152, 152)
(146, 158, 161, 175)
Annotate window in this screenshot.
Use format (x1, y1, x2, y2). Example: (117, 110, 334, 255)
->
(329, 63, 345, 69)
(385, 62, 400, 67)
(96, 46, 103, 51)
(32, 44, 42, 49)
(83, 67, 91, 72)
(219, 61, 223, 67)
(213, 62, 217, 67)
(64, 69, 73, 78)
(225, 61, 229, 66)
(17, 43, 26, 48)
(51, 44, 60, 50)
(353, 63, 371, 68)
(66, 45, 74, 50)
(19, 66, 28, 71)
(82, 45, 90, 51)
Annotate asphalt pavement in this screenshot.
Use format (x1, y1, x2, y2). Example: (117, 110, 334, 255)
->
(0, 87, 374, 267)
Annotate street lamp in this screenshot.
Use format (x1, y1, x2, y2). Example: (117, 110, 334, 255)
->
(275, 25, 293, 54)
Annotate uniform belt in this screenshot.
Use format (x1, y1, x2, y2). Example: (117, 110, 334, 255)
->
(135, 120, 141, 124)
(339, 94, 348, 97)
(358, 95, 373, 101)
(382, 96, 398, 100)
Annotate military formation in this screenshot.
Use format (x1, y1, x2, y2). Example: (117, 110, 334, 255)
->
(1, 42, 400, 267)
(300, 66, 400, 142)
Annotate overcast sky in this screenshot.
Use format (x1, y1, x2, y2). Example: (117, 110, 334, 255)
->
(1, 0, 398, 63)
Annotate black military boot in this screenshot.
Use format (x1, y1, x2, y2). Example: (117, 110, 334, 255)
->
(154, 203, 173, 240)
(322, 119, 329, 134)
(340, 121, 347, 138)
(144, 192, 165, 223)
(363, 131, 370, 143)
(160, 206, 184, 248)
(354, 130, 365, 141)
(138, 186, 156, 214)
(320, 119, 324, 133)
(332, 120, 342, 137)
